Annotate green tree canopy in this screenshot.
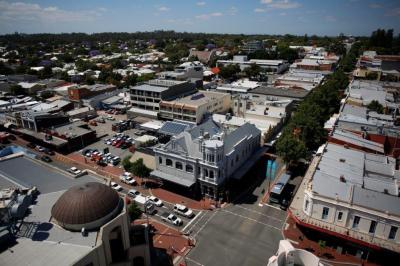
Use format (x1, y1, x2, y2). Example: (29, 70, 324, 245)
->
(367, 100, 384, 114)
(276, 134, 307, 164)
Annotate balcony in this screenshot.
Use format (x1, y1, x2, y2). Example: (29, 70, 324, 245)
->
(290, 208, 400, 253)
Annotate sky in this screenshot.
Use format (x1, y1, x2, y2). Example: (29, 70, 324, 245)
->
(0, 0, 399, 36)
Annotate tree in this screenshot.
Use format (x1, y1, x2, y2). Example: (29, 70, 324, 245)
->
(124, 74, 138, 87)
(122, 155, 133, 171)
(40, 90, 54, 99)
(131, 158, 151, 179)
(128, 202, 142, 221)
(244, 63, 261, 80)
(9, 85, 25, 95)
(276, 134, 307, 164)
(0, 62, 14, 75)
(219, 64, 240, 80)
(367, 100, 384, 114)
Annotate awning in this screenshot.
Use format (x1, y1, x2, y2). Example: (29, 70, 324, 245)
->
(150, 170, 196, 187)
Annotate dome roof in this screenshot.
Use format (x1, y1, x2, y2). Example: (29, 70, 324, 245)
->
(51, 182, 120, 229)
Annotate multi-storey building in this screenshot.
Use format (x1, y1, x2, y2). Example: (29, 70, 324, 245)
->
(290, 143, 400, 254)
(159, 91, 231, 124)
(217, 55, 289, 74)
(242, 40, 264, 54)
(157, 61, 204, 81)
(152, 119, 261, 199)
(128, 79, 196, 118)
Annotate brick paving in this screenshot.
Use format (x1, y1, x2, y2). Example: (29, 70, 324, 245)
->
(134, 219, 193, 261)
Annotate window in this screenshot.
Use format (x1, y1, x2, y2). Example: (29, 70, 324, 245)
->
(389, 226, 398, 240)
(369, 221, 377, 234)
(175, 162, 183, 170)
(204, 169, 208, 177)
(186, 164, 193, 173)
(322, 207, 329, 220)
(353, 216, 360, 229)
(209, 171, 214, 179)
(337, 212, 343, 221)
(159, 157, 162, 164)
(166, 159, 172, 166)
(304, 200, 309, 211)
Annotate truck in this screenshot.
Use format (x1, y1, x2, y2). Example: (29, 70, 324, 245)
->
(161, 212, 183, 226)
(133, 195, 156, 215)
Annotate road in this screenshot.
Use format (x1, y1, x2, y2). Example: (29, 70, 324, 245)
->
(181, 176, 288, 266)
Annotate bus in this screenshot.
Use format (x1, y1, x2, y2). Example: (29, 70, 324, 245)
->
(269, 173, 291, 204)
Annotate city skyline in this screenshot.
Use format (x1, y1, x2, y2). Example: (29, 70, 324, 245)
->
(0, 0, 399, 36)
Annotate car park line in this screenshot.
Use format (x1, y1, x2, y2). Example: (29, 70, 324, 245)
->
(233, 205, 285, 222)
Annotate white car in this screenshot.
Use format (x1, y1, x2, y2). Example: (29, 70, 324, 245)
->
(173, 204, 195, 218)
(110, 182, 122, 191)
(120, 173, 136, 186)
(148, 196, 163, 207)
(69, 167, 82, 175)
(106, 115, 115, 121)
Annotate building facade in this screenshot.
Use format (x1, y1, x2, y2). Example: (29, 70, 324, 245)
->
(294, 143, 400, 253)
(159, 91, 231, 124)
(152, 119, 261, 199)
(129, 79, 196, 118)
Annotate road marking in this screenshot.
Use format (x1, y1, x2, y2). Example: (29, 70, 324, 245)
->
(263, 203, 283, 211)
(184, 211, 207, 235)
(233, 205, 284, 222)
(221, 209, 281, 231)
(182, 211, 202, 232)
(185, 256, 205, 266)
(192, 210, 218, 238)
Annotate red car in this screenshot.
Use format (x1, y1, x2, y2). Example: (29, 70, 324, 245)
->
(115, 140, 125, 148)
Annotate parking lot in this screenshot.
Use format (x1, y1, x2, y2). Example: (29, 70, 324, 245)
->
(0, 156, 103, 194)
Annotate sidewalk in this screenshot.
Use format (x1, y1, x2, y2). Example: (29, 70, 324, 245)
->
(134, 219, 193, 262)
(150, 187, 209, 210)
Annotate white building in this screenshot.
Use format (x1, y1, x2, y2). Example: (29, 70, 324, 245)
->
(159, 90, 231, 124)
(157, 61, 204, 81)
(152, 119, 261, 199)
(217, 55, 289, 74)
(268, 240, 323, 266)
(294, 143, 400, 253)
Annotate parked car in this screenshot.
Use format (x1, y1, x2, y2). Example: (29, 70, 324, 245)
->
(110, 181, 122, 191)
(161, 212, 182, 226)
(148, 196, 163, 207)
(36, 146, 45, 152)
(120, 172, 136, 185)
(106, 115, 115, 121)
(41, 155, 52, 163)
(173, 204, 195, 218)
(69, 167, 82, 175)
(127, 189, 141, 198)
(44, 149, 55, 156)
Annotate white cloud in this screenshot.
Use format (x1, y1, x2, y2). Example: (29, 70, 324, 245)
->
(166, 18, 193, 25)
(0, 1, 106, 22)
(196, 12, 222, 20)
(325, 15, 337, 22)
(254, 8, 266, 13)
(228, 6, 238, 16)
(196, 2, 206, 6)
(157, 6, 170, 12)
(260, 0, 301, 9)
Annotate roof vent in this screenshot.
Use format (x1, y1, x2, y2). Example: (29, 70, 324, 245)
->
(383, 189, 388, 194)
(340, 175, 346, 183)
(339, 158, 346, 163)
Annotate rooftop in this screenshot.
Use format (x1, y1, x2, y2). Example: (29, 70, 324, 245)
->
(251, 86, 310, 99)
(311, 143, 400, 217)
